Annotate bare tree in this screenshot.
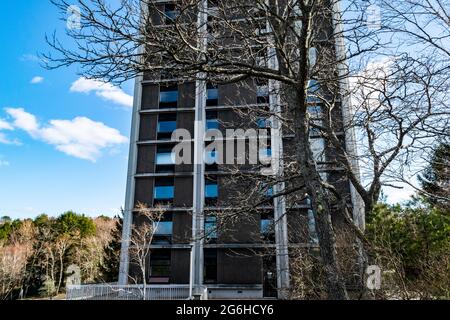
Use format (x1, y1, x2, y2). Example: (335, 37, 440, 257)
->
(0, 220, 35, 300)
(128, 203, 164, 300)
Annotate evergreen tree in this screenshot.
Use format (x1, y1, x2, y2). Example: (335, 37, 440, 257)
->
(418, 142, 450, 212)
(98, 215, 122, 283)
(56, 211, 96, 237)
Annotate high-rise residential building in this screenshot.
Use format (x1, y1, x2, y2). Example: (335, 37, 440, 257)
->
(118, 0, 363, 300)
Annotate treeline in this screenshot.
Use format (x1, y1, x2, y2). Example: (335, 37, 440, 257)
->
(0, 212, 122, 300)
(364, 142, 450, 299)
(366, 202, 450, 299)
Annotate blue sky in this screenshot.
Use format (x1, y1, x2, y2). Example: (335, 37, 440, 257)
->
(0, 2, 134, 219)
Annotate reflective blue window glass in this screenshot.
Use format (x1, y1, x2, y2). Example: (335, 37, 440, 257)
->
(154, 186, 174, 200)
(257, 118, 270, 128)
(205, 216, 217, 239)
(160, 90, 178, 103)
(205, 184, 218, 198)
(158, 121, 177, 133)
(156, 153, 175, 165)
(207, 88, 218, 101)
(206, 119, 219, 130)
(155, 221, 173, 235)
(308, 105, 323, 114)
(261, 219, 273, 234)
(257, 85, 269, 98)
(266, 186, 274, 197)
(165, 10, 179, 21)
(205, 150, 218, 165)
(260, 148, 272, 158)
(307, 80, 321, 103)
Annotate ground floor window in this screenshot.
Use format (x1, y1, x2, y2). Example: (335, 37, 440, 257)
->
(149, 250, 171, 284)
(204, 249, 218, 284)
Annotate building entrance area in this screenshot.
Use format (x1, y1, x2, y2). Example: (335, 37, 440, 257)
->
(263, 256, 278, 298)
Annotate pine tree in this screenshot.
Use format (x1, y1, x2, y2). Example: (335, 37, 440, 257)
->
(418, 142, 450, 212)
(98, 215, 123, 283)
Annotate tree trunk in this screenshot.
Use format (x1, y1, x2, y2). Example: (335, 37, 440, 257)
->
(288, 85, 349, 300)
(56, 252, 64, 295)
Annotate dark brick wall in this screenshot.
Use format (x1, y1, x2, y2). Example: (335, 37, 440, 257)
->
(139, 114, 158, 141)
(217, 249, 263, 284)
(171, 250, 191, 284)
(137, 145, 156, 174)
(218, 79, 256, 106)
(174, 177, 193, 207)
(173, 212, 192, 244)
(141, 84, 159, 110)
(179, 82, 196, 108)
(134, 177, 154, 207)
(218, 213, 260, 244)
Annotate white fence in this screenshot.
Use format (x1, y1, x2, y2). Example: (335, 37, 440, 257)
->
(66, 284, 195, 300)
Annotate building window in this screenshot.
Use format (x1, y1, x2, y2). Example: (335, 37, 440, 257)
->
(309, 47, 317, 68)
(153, 214, 173, 244)
(256, 50, 268, 68)
(205, 182, 218, 198)
(204, 249, 218, 284)
(204, 216, 217, 243)
(156, 145, 175, 173)
(164, 3, 179, 24)
(154, 178, 174, 204)
(207, 16, 220, 44)
(260, 183, 274, 205)
(257, 118, 271, 129)
(159, 85, 178, 109)
(308, 105, 323, 115)
(259, 147, 272, 162)
(149, 250, 171, 283)
(266, 186, 274, 197)
(157, 113, 177, 140)
(206, 111, 219, 130)
(205, 150, 219, 165)
(307, 198, 319, 244)
(310, 137, 326, 163)
(308, 104, 323, 137)
(205, 142, 219, 172)
(205, 177, 218, 205)
(206, 84, 218, 106)
(256, 78, 269, 104)
(307, 79, 321, 104)
(261, 212, 275, 242)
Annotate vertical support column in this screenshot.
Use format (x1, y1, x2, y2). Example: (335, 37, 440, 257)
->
(191, 0, 208, 295)
(267, 23, 290, 297)
(269, 79, 290, 298)
(331, 0, 365, 229)
(119, 73, 143, 285)
(192, 79, 206, 291)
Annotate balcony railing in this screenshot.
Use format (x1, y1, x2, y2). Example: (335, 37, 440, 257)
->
(66, 284, 206, 301)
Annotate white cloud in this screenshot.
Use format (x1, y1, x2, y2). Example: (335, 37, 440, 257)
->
(0, 119, 13, 131)
(0, 119, 20, 145)
(70, 77, 133, 108)
(0, 132, 21, 145)
(0, 132, 12, 144)
(30, 76, 44, 84)
(384, 184, 415, 204)
(4, 108, 128, 162)
(6, 108, 39, 134)
(349, 57, 396, 112)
